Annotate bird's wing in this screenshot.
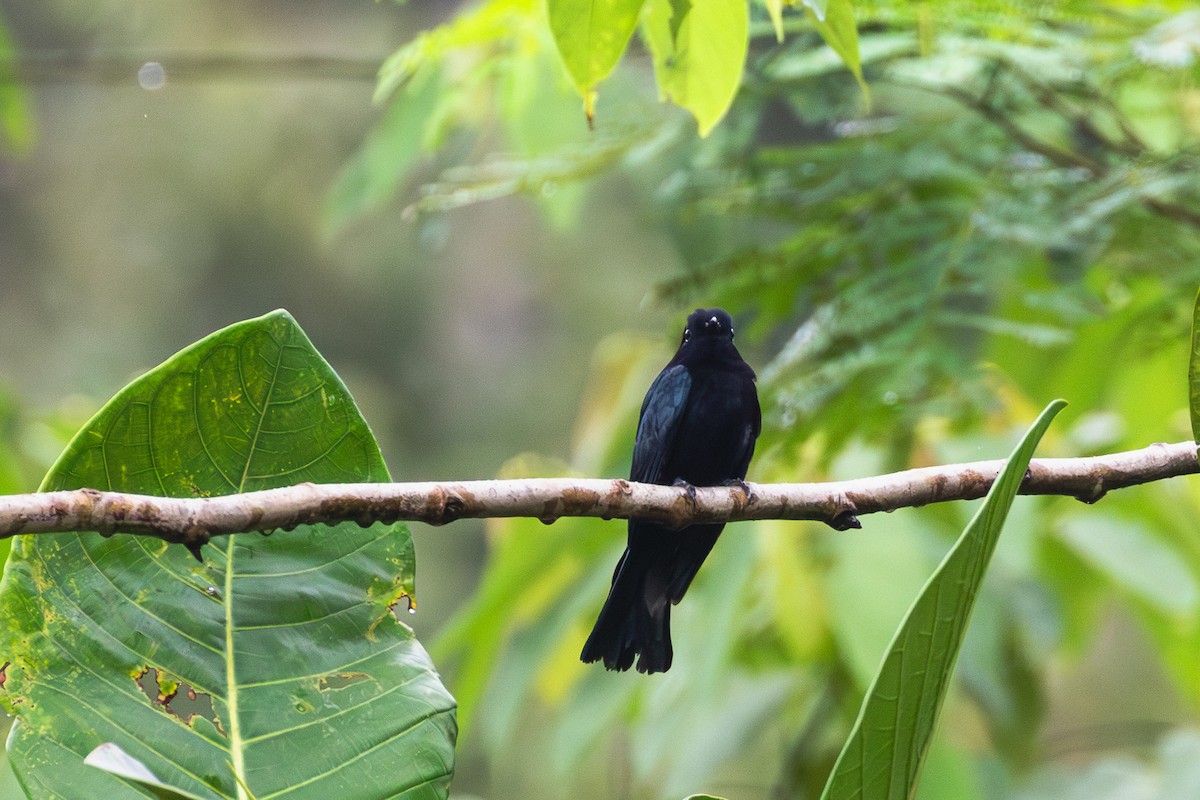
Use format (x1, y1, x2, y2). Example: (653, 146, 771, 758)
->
(631, 364, 691, 484)
(734, 382, 762, 477)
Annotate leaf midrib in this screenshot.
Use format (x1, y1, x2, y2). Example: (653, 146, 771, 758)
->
(225, 339, 285, 800)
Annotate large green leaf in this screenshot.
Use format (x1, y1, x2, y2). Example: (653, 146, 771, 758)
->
(643, 0, 748, 136)
(819, 400, 1065, 800)
(548, 0, 647, 120)
(0, 311, 456, 800)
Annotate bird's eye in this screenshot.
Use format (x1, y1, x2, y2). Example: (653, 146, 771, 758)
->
(682, 328, 691, 344)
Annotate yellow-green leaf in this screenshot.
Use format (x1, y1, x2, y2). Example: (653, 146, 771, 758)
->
(808, 0, 868, 99)
(765, 0, 786, 43)
(549, 0, 648, 121)
(643, 0, 749, 136)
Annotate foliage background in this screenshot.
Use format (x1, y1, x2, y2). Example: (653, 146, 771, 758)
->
(2, 1, 1200, 799)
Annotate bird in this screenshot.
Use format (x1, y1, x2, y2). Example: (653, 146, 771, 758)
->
(580, 308, 761, 673)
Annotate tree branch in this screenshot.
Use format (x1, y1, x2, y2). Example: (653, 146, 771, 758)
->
(0, 441, 1194, 555)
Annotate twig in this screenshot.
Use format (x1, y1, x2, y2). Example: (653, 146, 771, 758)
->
(1142, 197, 1200, 229)
(0, 442, 1194, 557)
(897, 78, 1101, 173)
(889, 74, 1200, 232)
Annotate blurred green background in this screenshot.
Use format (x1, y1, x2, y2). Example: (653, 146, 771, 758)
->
(3, 1, 1200, 799)
(0, 0, 668, 629)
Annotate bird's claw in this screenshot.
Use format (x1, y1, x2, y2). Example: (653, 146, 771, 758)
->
(672, 478, 698, 505)
(723, 478, 754, 504)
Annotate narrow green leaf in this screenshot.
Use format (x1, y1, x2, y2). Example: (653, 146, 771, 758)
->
(548, 0, 647, 120)
(764, 0, 786, 43)
(0, 311, 456, 800)
(819, 400, 1066, 800)
(1189, 287, 1200, 458)
(807, 0, 868, 100)
(643, 0, 748, 136)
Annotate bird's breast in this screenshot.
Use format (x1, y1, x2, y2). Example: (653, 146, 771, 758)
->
(665, 368, 759, 486)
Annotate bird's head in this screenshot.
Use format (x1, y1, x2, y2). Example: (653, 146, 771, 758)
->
(681, 308, 735, 346)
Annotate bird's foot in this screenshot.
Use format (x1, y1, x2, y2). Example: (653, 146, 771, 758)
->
(672, 478, 698, 506)
(723, 478, 755, 504)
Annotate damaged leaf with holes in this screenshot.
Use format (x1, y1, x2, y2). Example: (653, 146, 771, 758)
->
(0, 310, 456, 800)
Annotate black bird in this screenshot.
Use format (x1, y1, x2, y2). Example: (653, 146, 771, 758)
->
(581, 308, 761, 673)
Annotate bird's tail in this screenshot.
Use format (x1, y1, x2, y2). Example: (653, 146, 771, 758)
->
(580, 551, 672, 674)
